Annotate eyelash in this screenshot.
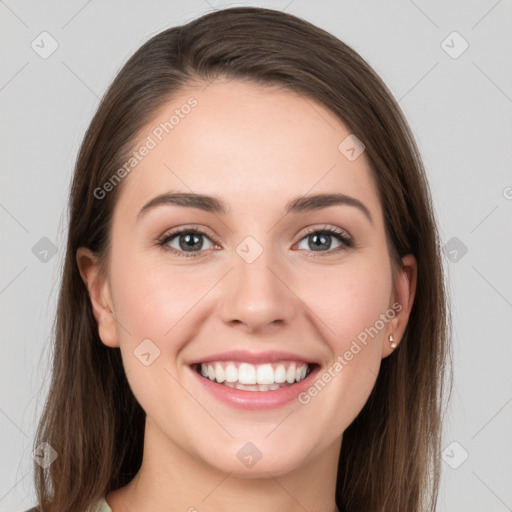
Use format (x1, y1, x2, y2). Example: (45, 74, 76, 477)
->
(157, 225, 354, 258)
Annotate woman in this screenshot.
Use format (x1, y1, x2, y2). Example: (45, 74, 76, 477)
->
(29, 6, 451, 512)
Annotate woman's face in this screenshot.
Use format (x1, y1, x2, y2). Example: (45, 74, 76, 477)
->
(79, 79, 416, 477)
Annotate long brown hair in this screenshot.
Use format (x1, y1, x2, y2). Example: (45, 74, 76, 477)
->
(32, 7, 451, 511)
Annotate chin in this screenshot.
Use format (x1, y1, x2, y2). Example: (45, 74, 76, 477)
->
(197, 437, 311, 478)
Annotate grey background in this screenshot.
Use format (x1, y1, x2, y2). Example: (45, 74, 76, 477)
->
(1, 1, 511, 511)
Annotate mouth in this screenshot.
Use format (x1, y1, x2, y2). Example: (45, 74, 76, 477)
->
(191, 360, 318, 392)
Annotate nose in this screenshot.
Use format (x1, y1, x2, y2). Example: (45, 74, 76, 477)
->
(217, 244, 297, 333)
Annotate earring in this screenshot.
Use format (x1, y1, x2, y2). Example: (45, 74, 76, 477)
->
(389, 334, 397, 349)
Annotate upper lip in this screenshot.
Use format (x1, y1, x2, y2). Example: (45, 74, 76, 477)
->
(188, 350, 317, 366)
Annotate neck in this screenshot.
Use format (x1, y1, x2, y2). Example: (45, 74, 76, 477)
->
(107, 416, 342, 512)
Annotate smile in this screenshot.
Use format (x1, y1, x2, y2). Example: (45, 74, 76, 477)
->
(193, 361, 313, 392)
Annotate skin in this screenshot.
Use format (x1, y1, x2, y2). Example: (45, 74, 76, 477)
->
(77, 79, 417, 512)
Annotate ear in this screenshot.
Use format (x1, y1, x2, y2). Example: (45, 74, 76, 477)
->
(76, 247, 119, 348)
(382, 253, 417, 358)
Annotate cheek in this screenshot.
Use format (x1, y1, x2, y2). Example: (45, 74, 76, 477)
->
(283, 257, 394, 434)
(108, 252, 210, 412)
(110, 248, 214, 343)
(298, 257, 393, 349)
(295, 260, 392, 422)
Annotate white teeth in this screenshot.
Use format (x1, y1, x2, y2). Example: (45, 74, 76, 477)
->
(296, 365, 307, 382)
(274, 364, 286, 383)
(256, 364, 274, 385)
(286, 363, 296, 384)
(215, 363, 226, 383)
(225, 364, 238, 383)
(238, 363, 256, 384)
(196, 360, 310, 387)
(223, 382, 283, 392)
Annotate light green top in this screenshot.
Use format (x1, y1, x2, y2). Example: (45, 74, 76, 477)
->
(94, 497, 113, 512)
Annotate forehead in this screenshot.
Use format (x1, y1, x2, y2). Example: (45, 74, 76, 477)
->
(113, 79, 382, 224)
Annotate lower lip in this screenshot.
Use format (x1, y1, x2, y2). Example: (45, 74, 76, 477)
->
(189, 364, 320, 410)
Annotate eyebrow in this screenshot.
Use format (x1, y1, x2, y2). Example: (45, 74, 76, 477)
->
(136, 191, 373, 225)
